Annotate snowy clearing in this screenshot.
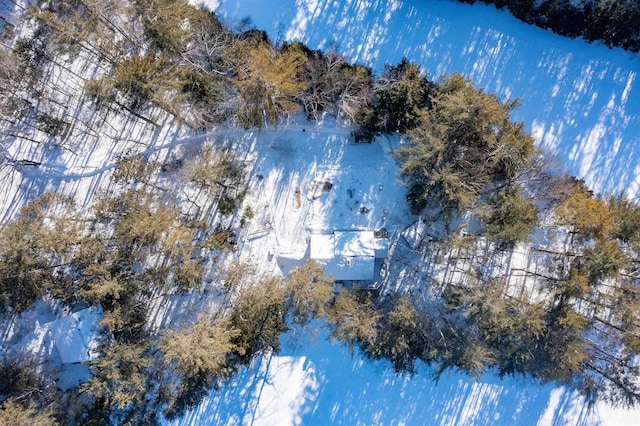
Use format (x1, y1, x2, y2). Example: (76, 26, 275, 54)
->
(169, 0, 640, 425)
(0, 0, 638, 424)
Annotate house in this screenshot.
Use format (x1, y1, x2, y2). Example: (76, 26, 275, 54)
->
(309, 230, 388, 286)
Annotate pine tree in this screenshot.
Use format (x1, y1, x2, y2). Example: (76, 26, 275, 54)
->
(0, 400, 58, 426)
(111, 52, 181, 110)
(160, 315, 239, 379)
(232, 43, 307, 128)
(608, 193, 640, 252)
(284, 260, 333, 326)
(183, 145, 245, 200)
(371, 58, 432, 134)
(0, 193, 80, 313)
(554, 181, 613, 241)
(326, 289, 381, 349)
(83, 341, 153, 410)
(394, 73, 536, 216)
(230, 276, 287, 361)
(485, 186, 538, 250)
(135, 0, 198, 55)
(367, 293, 423, 373)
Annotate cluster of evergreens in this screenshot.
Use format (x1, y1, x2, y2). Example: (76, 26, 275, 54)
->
(0, 150, 335, 423)
(1, 0, 640, 423)
(344, 58, 640, 407)
(459, 0, 640, 53)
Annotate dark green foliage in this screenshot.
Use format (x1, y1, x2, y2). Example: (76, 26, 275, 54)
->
(365, 294, 425, 374)
(536, 301, 588, 381)
(37, 113, 69, 137)
(202, 225, 237, 252)
(576, 237, 628, 285)
(83, 341, 154, 416)
(0, 356, 48, 404)
(326, 289, 381, 351)
(353, 58, 431, 141)
(134, 0, 194, 54)
(608, 193, 640, 251)
(372, 58, 432, 133)
(583, 0, 640, 52)
(180, 67, 226, 126)
(6, 0, 640, 415)
(439, 277, 589, 383)
(394, 73, 536, 216)
(229, 276, 287, 362)
(461, 0, 640, 52)
(217, 196, 237, 216)
(485, 186, 538, 250)
(284, 260, 333, 326)
(112, 53, 178, 110)
(162, 371, 210, 421)
(13, 36, 48, 68)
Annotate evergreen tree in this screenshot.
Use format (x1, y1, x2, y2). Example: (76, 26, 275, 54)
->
(394, 73, 535, 216)
(373, 58, 432, 133)
(284, 260, 333, 326)
(232, 43, 307, 128)
(554, 181, 613, 241)
(160, 315, 239, 379)
(0, 193, 80, 313)
(485, 186, 538, 250)
(159, 315, 240, 418)
(326, 289, 381, 350)
(608, 193, 640, 252)
(0, 400, 58, 426)
(367, 293, 424, 373)
(183, 145, 245, 200)
(111, 52, 180, 110)
(83, 341, 154, 411)
(229, 276, 287, 361)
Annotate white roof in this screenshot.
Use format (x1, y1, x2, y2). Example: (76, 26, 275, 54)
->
(310, 233, 335, 259)
(49, 306, 102, 364)
(310, 231, 387, 281)
(334, 231, 375, 257)
(316, 256, 375, 281)
(311, 231, 386, 259)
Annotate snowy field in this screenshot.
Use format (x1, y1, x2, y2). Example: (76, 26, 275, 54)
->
(167, 1, 640, 425)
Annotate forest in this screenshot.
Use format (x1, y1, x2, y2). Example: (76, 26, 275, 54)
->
(0, 0, 639, 424)
(459, 0, 640, 52)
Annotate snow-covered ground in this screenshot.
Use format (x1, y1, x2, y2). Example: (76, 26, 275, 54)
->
(214, 0, 639, 198)
(173, 327, 600, 426)
(166, 1, 640, 425)
(168, 123, 626, 426)
(1, 0, 637, 424)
